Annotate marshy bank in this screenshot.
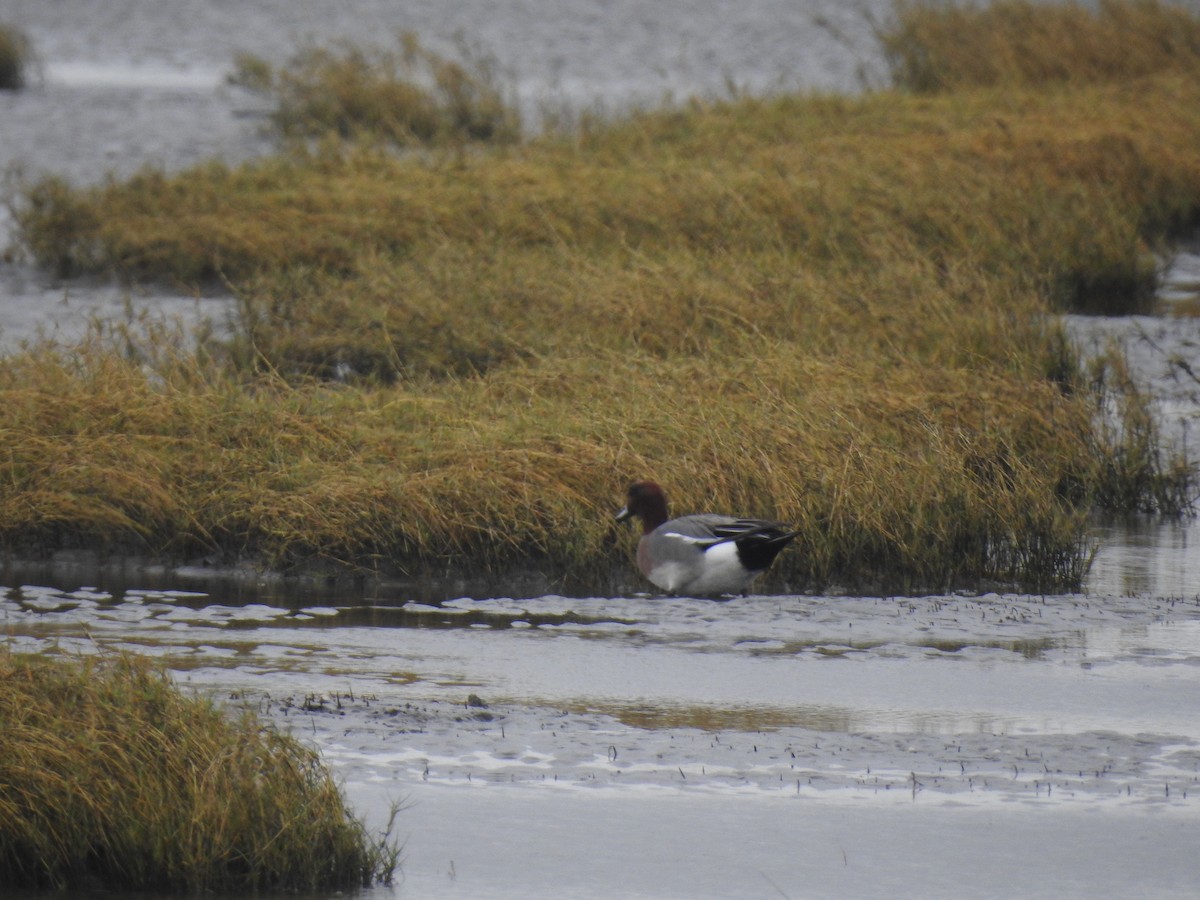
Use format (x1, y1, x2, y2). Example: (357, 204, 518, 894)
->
(0, 0, 1198, 593)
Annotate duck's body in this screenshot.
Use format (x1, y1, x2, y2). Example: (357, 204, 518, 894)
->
(616, 481, 798, 596)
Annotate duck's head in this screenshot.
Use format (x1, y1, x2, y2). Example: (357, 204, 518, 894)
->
(615, 480, 670, 531)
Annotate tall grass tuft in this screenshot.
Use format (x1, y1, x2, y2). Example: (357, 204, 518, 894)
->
(229, 32, 520, 146)
(0, 649, 397, 893)
(1087, 347, 1198, 514)
(881, 0, 1200, 92)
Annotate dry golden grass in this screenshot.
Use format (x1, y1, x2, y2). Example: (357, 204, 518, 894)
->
(13, 73, 1200, 307)
(1, 1, 1197, 591)
(0, 314, 1123, 591)
(229, 31, 520, 146)
(881, 0, 1200, 92)
(0, 649, 396, 892)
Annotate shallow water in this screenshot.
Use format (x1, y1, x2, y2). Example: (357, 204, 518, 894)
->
(3, 566, 1200, 897)
(2, 2, 1200, 897)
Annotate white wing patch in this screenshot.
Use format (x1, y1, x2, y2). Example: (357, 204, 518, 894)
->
(661, 531, 720, 546)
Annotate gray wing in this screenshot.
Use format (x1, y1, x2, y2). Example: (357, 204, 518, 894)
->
(639, 516, 731, 578)
(653, 514, 769, 547)
(654, 514, 798, 563)
(657, 518, 729, 547)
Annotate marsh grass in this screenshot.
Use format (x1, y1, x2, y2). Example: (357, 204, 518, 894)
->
(0, 23, 31, 90)
(229, 32, 520, 146)
(0, 320, 1108, 590)
(0, 649, 397, 892)
(1, 1, 1198, 591)
(1086, 347, 1198, 514)
(11, 74, 1200, 303)
(881, 0, 1200, 92)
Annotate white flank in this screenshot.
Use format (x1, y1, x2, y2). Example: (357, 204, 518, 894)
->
(685, 541, 755, 595)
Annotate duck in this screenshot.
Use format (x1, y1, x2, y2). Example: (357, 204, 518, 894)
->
(615, 480, 799, 596)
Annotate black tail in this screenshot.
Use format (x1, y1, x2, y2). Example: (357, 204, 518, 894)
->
(731, 527, 800, 572)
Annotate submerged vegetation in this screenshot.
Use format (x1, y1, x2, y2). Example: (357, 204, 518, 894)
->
(0, 650, 397, 892)
(1, 0, 1198, 591)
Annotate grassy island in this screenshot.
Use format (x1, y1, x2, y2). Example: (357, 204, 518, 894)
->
(2, 0, 1197, 592)
(0, 650, 396, 892)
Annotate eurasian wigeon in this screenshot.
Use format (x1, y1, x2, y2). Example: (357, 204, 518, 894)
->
(616, 480, 799, 596)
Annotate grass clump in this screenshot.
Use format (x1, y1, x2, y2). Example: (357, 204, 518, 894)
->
(0, 649, 397, 892)
(1086, 347, 1197, 515)
(229, 32, 520, 146)
(0, 23, 31, 90)
(882, 0, 1200, 92)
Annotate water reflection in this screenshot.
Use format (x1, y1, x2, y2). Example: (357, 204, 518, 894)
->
(3, 512, 1195, 615)
(591, 702, 856, 733)
(0, 552, 600, 608)
(1087, 517, 1198, 598)
(1079, 618, 1200, 663)
(571, 701, 1029, 735)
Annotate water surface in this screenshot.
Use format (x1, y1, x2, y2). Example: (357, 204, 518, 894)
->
(3, 567, 1200, 897)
